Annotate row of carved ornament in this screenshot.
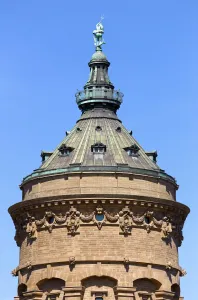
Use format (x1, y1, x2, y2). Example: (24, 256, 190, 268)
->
(15, 206, 183, 245)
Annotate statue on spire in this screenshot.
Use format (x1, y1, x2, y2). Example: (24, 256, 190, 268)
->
(93, 17, 105, 51)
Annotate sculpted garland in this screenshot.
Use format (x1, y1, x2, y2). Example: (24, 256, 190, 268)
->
(14, 206, 183, 246)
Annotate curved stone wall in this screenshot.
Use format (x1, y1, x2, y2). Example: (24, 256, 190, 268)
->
(10, 172, 188, 300)
(22, 173, 177, 202)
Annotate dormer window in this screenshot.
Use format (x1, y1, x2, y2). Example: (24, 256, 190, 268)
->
(146, 151, 158, 163)
(116, 126, 121, 132)
(41, 151, 53, 163)
(124, 144, 140, 157)
(76, 127, 82, 132)
(58, 144, 74, 156)
(95, 126, 102, 131)
(128, 130, 133, 136)
(91, 142, 106, 153)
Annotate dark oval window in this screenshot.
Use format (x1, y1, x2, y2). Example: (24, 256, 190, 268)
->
(95, 214, 104, 222)
(144, 216, 150, 224)
(96, 126, 102, 131)
(47, 216, 55, 224)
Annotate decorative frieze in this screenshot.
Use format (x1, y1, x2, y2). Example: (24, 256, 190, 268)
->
(13, 205, 184, 247)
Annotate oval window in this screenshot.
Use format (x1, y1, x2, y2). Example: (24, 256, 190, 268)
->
(47, 216, 55, 224)
(95, 214, 104, 222)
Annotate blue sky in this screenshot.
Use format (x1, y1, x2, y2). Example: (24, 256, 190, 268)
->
(0, 1, 197, 299)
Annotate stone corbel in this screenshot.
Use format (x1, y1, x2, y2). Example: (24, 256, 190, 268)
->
(69, 256, 76, 270)
(123, 257, 130, 271)
(165, 261, 172, 270)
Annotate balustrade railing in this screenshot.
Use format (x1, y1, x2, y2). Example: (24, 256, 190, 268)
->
(75, 88, 123, 105)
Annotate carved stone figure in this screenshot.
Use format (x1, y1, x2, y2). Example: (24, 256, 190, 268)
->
(26, 261, 32, 270)
(66, 207, 80, 235)
(96, 206, 103, 215)
(14, 215, 26, 246)
(11, 266, 19, 277)
(119, 207, 133, 235)
(26, 215, 38, 239)
(165, 261, 172, 270)
(143, 211, 155, 233)
(161, 217, 172, 240)
(69, 256, 76, 266)
(123, 257, 129, 265)
(44, 211, 55, 233)
(180, 268, 187, 276)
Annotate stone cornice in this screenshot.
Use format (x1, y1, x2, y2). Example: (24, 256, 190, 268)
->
(8, 194, 189, 217)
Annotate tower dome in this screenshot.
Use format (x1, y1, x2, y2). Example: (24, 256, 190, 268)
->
(9, 21, 189, 300)
(91, 51, 108, 61)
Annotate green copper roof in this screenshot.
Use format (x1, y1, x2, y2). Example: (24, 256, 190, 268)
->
(38, 108, 160, 172)
(21, 21, 176, 186)
(91, 51, 108, 61)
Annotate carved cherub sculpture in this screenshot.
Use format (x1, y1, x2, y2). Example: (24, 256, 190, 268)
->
(26, 216, 38, 239)
(161, 216, 172, 239)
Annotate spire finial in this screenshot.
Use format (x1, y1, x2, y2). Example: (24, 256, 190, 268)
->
(93, 16, 105, 51)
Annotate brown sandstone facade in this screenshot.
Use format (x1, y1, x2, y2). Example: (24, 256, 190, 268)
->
(9, 26, 189, 300)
